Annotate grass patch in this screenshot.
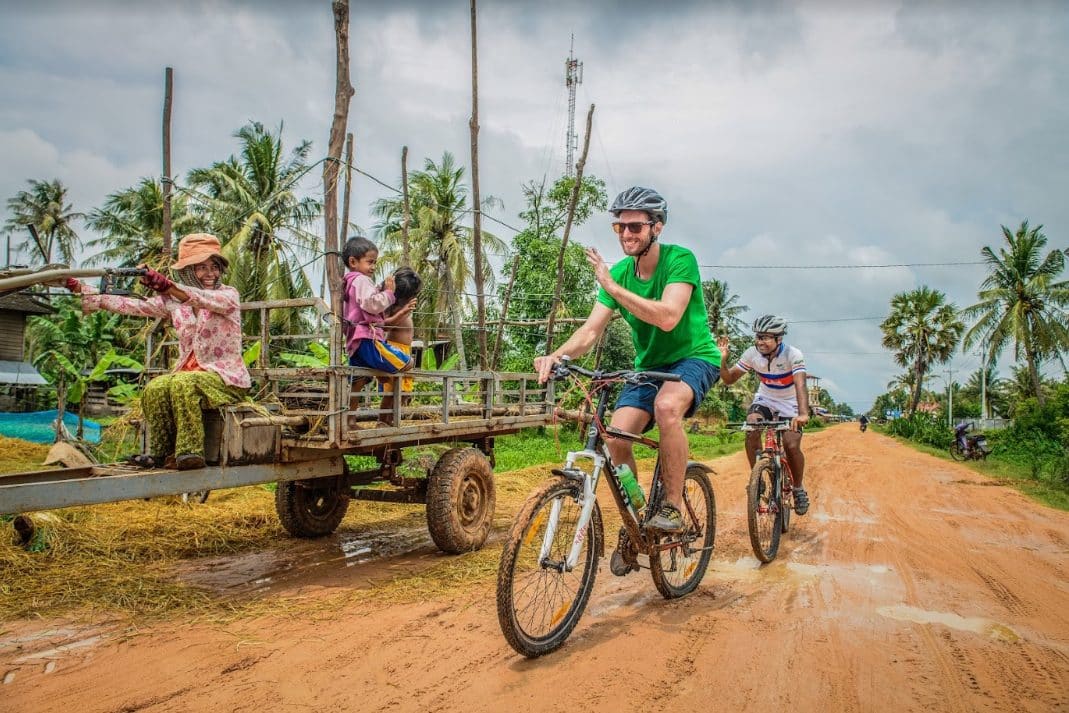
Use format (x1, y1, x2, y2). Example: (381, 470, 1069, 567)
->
(880, 431, 1069, 511)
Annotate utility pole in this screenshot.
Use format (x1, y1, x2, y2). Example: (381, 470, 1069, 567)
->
(564, 36, 583, 176)
(944, 367, 954, 428)
(980, 345, 988, 421)
(162, 67, 174, 259)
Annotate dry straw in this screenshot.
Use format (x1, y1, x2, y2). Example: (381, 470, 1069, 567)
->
(0, 441, 590, 624)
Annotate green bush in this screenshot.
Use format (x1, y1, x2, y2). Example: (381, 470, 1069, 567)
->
(885, 412, 952, 449)
(993, 384, 1069, 484)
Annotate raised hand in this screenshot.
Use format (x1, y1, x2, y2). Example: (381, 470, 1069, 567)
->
(584, 247, 611, 287)
(139, 268, 174, 293)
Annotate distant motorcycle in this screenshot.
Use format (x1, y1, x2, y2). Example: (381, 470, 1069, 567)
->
(859, 416, 869, 433)
(950, 422, 989, 461)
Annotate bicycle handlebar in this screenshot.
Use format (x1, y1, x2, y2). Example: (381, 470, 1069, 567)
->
(552, 356, 682, 384)
(736, 419, 793, 432)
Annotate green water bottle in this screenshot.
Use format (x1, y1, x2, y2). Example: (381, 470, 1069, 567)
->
(616, 464, 646, 510)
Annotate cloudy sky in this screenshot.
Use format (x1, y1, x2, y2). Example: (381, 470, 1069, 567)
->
(2, 0, 1067, 411)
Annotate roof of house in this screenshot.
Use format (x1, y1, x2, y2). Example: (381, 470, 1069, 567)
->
(0, 359, 48, 385)
(0, 292, 53, 315)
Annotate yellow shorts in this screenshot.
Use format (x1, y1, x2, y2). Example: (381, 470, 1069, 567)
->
(379, 342, 414, 393)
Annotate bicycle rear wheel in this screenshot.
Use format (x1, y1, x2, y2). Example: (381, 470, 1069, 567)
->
(747, 458, 781, 563)
(496, 477, 603, 658)
(650, 464, 716, 599)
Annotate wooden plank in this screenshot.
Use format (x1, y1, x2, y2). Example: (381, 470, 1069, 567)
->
(0, 458, 345, 516)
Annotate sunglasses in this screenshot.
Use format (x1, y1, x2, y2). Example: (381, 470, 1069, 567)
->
(611, 221, 655, 235)
(754, 333, 778, 342)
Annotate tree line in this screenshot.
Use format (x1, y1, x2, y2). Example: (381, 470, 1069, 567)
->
(4, 120, 1067, 433)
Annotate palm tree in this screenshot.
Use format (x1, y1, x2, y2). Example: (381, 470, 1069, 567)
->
(702, 279, 748, 337)
(372, 152, 506, 370)
(880, 286, 965, 415)
(187, 121, 321, 334)
(3, 179, 83, 265)
(84, 178, 204, 268)
(1004, 364, 1054, 408)
(960, 364, 1009, 418)
(961, 221, 1069, 405)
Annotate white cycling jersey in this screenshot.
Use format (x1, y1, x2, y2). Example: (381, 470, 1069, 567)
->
(736, 342, 807, 417)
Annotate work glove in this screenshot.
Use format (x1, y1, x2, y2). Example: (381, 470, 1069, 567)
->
(139, 268, 174, 293)
(64, 277, 81, 292)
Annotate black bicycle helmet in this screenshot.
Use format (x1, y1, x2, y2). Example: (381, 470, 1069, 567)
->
(752, 314, 788, 335)
(610, 186, 668, 225)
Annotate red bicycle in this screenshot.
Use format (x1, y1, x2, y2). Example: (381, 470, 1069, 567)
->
(741, 420, 795, 563)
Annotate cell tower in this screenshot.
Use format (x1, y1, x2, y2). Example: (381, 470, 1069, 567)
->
(564, 36, 583, 176)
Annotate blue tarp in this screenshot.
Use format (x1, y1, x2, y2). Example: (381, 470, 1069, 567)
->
(0, 410, 101, 444)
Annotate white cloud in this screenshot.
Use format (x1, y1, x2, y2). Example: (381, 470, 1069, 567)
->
(1, 0, 1066, 409)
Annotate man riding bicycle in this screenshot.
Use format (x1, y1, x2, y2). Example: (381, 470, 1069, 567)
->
(717, 315, 811, 515)
(534, 187, 721, 532)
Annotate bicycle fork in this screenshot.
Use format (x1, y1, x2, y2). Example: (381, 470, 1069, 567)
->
(539, 449, 603, 572)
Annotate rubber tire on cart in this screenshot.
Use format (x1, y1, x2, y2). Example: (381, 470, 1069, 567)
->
(275, 475, 350, 538)
(426, 447, 496, 554)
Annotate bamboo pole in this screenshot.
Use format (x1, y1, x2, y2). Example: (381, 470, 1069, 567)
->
(324, 0, 354, 447)
(469, 0, 487, 369)
(341, 132, 354, 245)
(545, 104, 594, 352)
(491, 254, 519, 370)
(401, 145, 411, 265)
(161, 67, 174, 259)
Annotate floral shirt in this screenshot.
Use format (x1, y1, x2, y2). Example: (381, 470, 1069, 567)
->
(82, 283, 251, 389)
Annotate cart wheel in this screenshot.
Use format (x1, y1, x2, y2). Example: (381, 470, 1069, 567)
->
(275, 476, 350, 538)
(426, 447, 495, 554)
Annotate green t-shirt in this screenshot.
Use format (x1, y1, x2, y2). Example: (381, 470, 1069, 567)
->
(596, 243, 720, 370)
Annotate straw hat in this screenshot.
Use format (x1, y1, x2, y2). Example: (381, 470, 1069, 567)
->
(172, 233, 229, 270)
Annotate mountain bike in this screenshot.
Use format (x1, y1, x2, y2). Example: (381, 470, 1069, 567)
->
(496, 357, 716, 658)
(741, 419, 795, 563)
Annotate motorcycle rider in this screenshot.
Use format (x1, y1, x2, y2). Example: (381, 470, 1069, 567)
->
(859, 414, 869, 432)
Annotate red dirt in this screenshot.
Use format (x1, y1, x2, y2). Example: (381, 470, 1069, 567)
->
(3, 425, 1068, 712)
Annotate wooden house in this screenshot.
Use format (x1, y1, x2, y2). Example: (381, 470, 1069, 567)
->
(0, 292, 52, 411)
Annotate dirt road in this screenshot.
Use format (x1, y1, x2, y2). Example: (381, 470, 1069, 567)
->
(3, 425, 1068, 712)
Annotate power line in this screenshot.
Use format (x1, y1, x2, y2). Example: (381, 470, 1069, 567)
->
(704, 261, 985, 270)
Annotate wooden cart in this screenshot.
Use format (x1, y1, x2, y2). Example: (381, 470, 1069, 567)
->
(0, 297, 556, 554)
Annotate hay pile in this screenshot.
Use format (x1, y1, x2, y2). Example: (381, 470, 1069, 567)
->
(0, 431, 656, 624)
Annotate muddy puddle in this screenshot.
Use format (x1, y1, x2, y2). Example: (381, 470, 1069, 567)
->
(877, 604, 1022, 643)
(174, 525, 442, 597)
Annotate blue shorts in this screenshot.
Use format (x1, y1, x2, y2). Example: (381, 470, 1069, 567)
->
(615, 358, 721, 431)
(349, 339, 413, 375)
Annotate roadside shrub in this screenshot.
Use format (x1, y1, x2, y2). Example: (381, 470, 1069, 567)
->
(886, 412, 952, 449)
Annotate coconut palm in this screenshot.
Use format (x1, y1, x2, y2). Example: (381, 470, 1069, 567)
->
(371, 152, 506, 370)
(3, 178, 83, 266)
(960, 364, 1009, 418)
(187, 121, 321, 334)
(961, 221, 1069, 405)
(84, 178, 205, 268)
(702, 279, 748, 337)
(880, 286, 965, 416)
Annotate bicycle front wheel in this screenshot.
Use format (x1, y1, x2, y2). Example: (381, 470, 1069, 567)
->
(747, 458, 781, 563)
(650, 464, 716, 599)
(496, 477, 603, 658)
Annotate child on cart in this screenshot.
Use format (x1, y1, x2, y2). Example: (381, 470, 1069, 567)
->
(340, 237, 414, 426)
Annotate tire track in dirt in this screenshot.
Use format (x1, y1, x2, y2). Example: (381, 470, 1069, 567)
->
(3, 425, 1069, 712)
